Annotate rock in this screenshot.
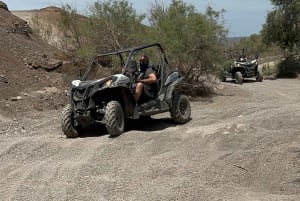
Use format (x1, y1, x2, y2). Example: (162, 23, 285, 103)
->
(11, 96, 23, 101)
(0, 74, 8, 83)
(264, 74, 277, 80)
(32, 63, 41, 69)
(0, 1, 9, 12)
(36, 87, 60, 94)
(45, 59, 63, 71)
(12, 21, 33, 36)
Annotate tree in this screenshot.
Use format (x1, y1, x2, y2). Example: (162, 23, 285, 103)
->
(88, 0, 146, 50)
(261, 0, 300, 78)
(261, 0, 300, 52)
(149, 0, 227, 83)
(230, 34, 282, 58)
(59, 4, 84, 50)
(57, 0, 228, 94)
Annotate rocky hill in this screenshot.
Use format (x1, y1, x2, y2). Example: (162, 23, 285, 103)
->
(12, 6, 72, 49)
(0, 1, 68, 117)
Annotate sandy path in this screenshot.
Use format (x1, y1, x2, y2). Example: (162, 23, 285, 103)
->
(1, 79, 300, 201)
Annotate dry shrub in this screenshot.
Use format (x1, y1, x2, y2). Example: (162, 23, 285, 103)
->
(176, 73, 219, 97)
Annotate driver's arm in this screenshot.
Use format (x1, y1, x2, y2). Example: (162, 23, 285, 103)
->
(140, 73, 156, 84)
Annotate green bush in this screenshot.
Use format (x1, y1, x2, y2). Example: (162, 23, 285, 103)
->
(277, 56, 300, 78)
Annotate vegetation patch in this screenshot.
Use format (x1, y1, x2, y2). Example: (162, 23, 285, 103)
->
(277, 56, 300, 78)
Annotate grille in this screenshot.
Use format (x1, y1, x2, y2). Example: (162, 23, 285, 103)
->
(72, 88, 85, 101)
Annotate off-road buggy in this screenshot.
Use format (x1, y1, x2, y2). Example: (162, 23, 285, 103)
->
(220, 49, 263, 84)
(61, 43, 191, 137)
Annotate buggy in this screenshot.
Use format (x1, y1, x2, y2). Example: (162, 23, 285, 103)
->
(61, 43, 191, 137)
(220, 49, 263, 84)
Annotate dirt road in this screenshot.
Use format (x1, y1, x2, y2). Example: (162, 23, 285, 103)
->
(1, 79, 300, 201)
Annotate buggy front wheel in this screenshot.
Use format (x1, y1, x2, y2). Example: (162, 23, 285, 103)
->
(170, 94, 191, 124)
(104, 101, 125, 137)
(61, 104, 79, 138)
(235, 71, 243, 84)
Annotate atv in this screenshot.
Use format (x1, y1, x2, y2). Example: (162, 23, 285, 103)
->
(220, 49, 263, 84)
(61, 43, 191, 137)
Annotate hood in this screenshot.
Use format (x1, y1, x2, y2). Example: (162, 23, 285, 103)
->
(72, 77, 111, 89)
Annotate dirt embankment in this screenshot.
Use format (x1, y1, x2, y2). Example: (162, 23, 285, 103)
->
(0, 2, 69, 117)
(0, 79, 300, 201)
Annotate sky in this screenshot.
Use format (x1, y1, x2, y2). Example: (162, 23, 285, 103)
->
(6, 0, 274, 37)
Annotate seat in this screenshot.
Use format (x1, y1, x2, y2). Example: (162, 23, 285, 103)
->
(152, 65, 161, 94)
(124, 60, 138, 77)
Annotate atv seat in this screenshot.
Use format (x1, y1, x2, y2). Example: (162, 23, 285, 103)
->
(152, 64, 161, 93)
(124, 60, 138, 77)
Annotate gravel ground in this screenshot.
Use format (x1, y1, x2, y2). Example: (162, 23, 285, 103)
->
(0, 79, 300, 201)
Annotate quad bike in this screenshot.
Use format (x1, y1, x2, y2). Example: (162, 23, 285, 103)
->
(220, 49, 263, 84)
(61, 43, 191, 137)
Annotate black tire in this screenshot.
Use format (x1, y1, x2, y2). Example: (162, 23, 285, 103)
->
(235, 71, 243, 84)
(256, 69, 263, 82)
(61, 104, 79, 138)
(170, 94, 191, 124)
(104, 101, 125, 137)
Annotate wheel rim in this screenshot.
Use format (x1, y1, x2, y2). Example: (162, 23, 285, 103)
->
(179, 100, 188, 115)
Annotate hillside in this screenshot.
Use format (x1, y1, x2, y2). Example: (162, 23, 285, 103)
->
(12, 6, 64, 48)
(0, 2, 67, 117)
(13, 6, 87, 50)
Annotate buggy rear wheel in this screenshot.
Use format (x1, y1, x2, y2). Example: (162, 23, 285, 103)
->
(104, 101, 125, 137)
(235, 71, 243, 84)
(61, 104, 79, 138)
(170, 94, 191, 124)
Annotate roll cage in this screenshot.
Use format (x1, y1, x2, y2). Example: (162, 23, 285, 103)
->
(81, 43, 168, 81)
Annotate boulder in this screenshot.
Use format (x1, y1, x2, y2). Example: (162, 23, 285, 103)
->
(0, 1, 9, 12)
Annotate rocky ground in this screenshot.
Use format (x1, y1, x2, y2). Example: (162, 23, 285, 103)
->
(1, 2, 300, 200)
(0, 79, 300, 201)
(0, 3, 71, 117)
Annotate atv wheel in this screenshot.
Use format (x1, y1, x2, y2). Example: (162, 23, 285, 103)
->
(256, 69, 263, 82)
(104, 101, 125, 137)
(235, 71, 243, 84)
(61, 104, 79, 138)
(170, 94, 191, 124)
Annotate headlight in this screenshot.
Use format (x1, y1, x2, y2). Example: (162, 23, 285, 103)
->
(104, 79, 112, 87)
(72, 80, 81, 87)
(237, 63, 240, 67)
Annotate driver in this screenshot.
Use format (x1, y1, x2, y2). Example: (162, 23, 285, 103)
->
(134, 55, 157, 102)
